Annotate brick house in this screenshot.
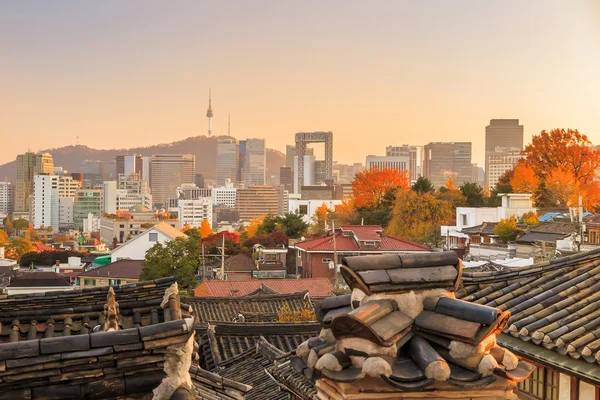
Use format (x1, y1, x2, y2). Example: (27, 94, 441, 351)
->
(294, 225, 429, 278)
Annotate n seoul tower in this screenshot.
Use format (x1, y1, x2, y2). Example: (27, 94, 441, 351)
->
(206, 88, 214, 137)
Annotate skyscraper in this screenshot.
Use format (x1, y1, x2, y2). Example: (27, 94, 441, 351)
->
(116, 154, 143, 179)
(423, 142, 472, 188)
(216, 138, 239, 186)
(236, 185, 279, 222)
(485, 119, 523, 188)
(33, 175, 60, 231)
(242, 138, 266, 186)
(15, 152, 54, 213)
(79, 160, 104, 188)
(0, 181, 14, 216)
(150, 154, 195, 207)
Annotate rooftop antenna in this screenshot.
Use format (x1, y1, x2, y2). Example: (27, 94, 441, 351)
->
(206, 88, 214, 137)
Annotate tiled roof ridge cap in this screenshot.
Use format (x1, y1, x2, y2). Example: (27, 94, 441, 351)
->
(182, 291, 309, 302)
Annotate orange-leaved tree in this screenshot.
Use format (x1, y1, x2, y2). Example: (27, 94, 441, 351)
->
(494, 216, 519, 243)
(277, 303, 316, 322)
(199, 219, 212, 238)
(246, 215, 264, 238)
(352, 167, 410, 209)
(510, 162, 539, 195)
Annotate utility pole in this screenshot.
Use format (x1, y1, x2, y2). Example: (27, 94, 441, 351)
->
(220, 234, 225, 280)
(332, 220, 339, 287)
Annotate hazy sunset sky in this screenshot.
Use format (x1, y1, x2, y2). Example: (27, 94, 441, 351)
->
(1, 1, 599, 166)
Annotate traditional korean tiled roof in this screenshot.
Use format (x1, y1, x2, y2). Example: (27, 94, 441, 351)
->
(7, 271, 71, 287)
(0, 278, 197, 399)
(526, 221, 578, 235)
(183, 291, 312, 324)
(461, 222, 498, 236)
(284, 252, 535, 399)
(194, 278, 335, 298)
(190, 364, 252, 399)
(200, 321, 321, 371)
(515, 231, 570, 243)
(295, 226, 429, 252)
(76, 259, 145, 280)
(269, 352, 317, 400)
(0, 277, 191, 343)
(457, 248, 600, 383)
(216, 339, 290, 400)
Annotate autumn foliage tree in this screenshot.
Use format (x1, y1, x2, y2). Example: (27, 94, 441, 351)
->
(352, 167, 410, 209)
(509, 162, 539, 195)
(310, 203, 330, 236)
(386, 190, 453, 248)
(277, 303, 316, 322)
(199, 219, 213, 238)
(246, 215, 264, 238)
(494, 216, 519, 243)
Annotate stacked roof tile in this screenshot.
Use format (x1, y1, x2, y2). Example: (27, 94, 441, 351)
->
(276, 252, 535, 399)
(457, 247, 600, 383)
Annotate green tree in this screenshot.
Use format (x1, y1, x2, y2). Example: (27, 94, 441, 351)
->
(387, 190, 453, 248)
(13, 218, 29, 235)
(279, 211, 309, 238)
(140, 237, 202, 292)
(494, 217, 520, 243)
(411, 176, 435, 194)
(459, 182, 485, 207)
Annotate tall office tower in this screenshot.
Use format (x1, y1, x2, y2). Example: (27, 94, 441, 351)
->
(294, 155, 316, 193)
(79, 160, 104, 188)
(116, 154, 143, 178)
(15, 152, 54, 213)
(195, 173, 205, 188)
(286, 145, 296, 168)
(423, 142, 473, 188)
(384, 145, 422, 181)
(0, 181, 14, 216)
(33, 175, 60, 231)
(216, 138, 239, 186)
(142, 156, 151, 183)
(73, 189, 103, 230)
(238, 140, 246, 184)
(486, 147, 523, 190)
(280, 167, 293, 192)
(150, 154, 195, 207)
(485, 119, 523, 188)
(236, 185, 279, 223)
(242, 138, 266, 186)
(314, 160, 328, 184)
(295, 132, 333, 195)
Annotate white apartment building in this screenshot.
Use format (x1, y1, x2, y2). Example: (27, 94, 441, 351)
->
(103, 175, 152, 214)
(33, 175, 60, 231)
(59, 197, 74, 228)
(365, 155, 409, 173)
(288, 199, 343, 224)
(212, 180, 237, 208)
(0, 181, 14, 217)
(178, 197, 212, 228)
(58, 175, 80, 198)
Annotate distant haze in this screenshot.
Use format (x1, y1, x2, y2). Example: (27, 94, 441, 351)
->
(1, 1, 599, 166)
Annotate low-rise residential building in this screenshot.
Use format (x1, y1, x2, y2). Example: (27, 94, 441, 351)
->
(294, 225, 429, 278)
(5, 272, 73, 295)
(109, 221, 186, 262)
(75, 259, 144, 288)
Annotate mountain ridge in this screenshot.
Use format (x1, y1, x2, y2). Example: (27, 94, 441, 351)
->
(0, 135, 285, 182)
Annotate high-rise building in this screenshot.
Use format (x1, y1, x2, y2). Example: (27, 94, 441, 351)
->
(195, 173, 205, 188)
(33, 175, 60, 231)
(116, 154, 143, 179)
(150, 154, 195, 207)
(104, 173, 153, 214)
(58, 175, 81, 198)
(295, 132, 333, 196)
(15, 152, 54, 213)
(423, 142, 472, 188)
(280, 167, 293, 192)
(486, 147, 523, 190)
(74, 189, 103, 229)
(216, 139, 239, 186)
(59, 197, 74, 229)
(485, 119, 524, 188)
(383, 145, 422, 182)
(0, 181, 14, 216)
(79, 160, 104, 189)
(242, 138, 266, 186)
(365, 155, 409, 173)
(236, 185, 279, 223)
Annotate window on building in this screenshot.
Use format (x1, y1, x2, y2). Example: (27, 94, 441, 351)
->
(84, 279, 96, 286)
(298, 205, 308, 215)
(517, 365, 559, 400)
(149, 233, 158, 242)
(322, 258, 332, 263)
(461, 214, 468, 226)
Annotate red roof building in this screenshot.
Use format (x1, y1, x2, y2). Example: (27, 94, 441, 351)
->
(193, 277, 335, 299)
(294, 225, 429, 278)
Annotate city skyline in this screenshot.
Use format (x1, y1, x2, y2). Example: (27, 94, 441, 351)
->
(2, 1, 599, 166)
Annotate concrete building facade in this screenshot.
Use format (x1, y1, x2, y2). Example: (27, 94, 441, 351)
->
(242, 138, 266, 186)
(178, 197, 212, 228)
(216, 139, 239, 186)
(74, 189, 103, 230)
(486, 147, 523, 190)
(0, 181, 14, 217)
(236, 185, 279, 223)
(485, 119, 524, 189)
(423, 142, 472, 188)
(33, 175, 60, 231)
(150, 154, 195, 207)
(212, 181, 237, 208)
(15, 152, 54, 213)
